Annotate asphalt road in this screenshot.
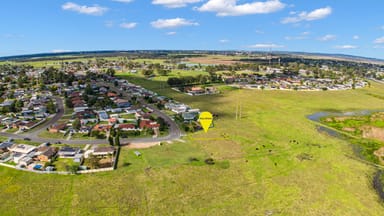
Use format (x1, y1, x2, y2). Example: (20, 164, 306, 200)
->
(0, 85, 182, 145)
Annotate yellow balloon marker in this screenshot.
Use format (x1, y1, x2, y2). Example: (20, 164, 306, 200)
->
(199, 111, 213, 133)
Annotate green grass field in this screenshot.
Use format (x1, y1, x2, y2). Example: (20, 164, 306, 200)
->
(2, 80, 384, 215)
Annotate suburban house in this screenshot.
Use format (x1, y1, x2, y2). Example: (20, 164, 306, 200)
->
(37, 147, 58, 162)
(93, 146, 115, 156)
(187, 87, 205, 95)
(117, 123, 137, 131)
(107, 92, 118, 98)
(92, 124, 112, 132)
(114, 98, 131, 108)
(139, 119, 160, 129)
(57, 147, 81, 158)
(49, 123, 67, 133)
(97, 111, 109, 121)
(9, 144, 36, 155)
(19, 156, 34, 167)
(182, 111, 199, 122)
(76, 110, 98, 125)
(0, 142, 13, 153)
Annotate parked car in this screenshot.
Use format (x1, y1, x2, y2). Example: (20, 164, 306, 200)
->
(24, 137, 31, 141)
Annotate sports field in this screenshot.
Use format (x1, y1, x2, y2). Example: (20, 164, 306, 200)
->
(1, 79, 384, 215)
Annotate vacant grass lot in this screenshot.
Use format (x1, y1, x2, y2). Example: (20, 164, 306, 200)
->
(2, 80, 384, 215)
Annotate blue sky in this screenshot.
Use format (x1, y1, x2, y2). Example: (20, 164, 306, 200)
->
(1, 0, 384, 59)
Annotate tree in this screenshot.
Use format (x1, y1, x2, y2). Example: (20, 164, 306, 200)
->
(156, 117, 168, 131)
(157, 69, 170, 76)
(66, 164, 79, 174)
(73, 118, 81, 130)
(14, 100, 24, 112)
(46, 100, 56, 114)
(85, 84, 93, 95)
(108, 136, 114, 146)
(141, 69, 154, 78)
(65, 98, 73, 108)
(177, 64, 187, 70)
(106, 68, 116, 77)
(114, 131, 120, 146)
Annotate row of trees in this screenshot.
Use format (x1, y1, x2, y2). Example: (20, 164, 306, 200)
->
(167, 75, 212, 87)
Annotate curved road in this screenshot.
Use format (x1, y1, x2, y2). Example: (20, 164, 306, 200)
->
(0, 91, 181, 145)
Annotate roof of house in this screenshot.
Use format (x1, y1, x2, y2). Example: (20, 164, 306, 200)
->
(51, 123, 67, 130)
(58, 147, 79, 153)
(118, 123, 136, 129)
(94, 146, 115, 154)
(41, 147, 57, 158)
(9, 144, 36, 154)
(139, 119, 160, 129)
(93, 124, 112, 131)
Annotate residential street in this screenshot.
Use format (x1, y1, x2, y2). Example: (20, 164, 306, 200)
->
(0, 83, 182, 145)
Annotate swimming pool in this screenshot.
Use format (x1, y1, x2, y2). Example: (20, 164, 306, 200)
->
(33, 164, 43, 170)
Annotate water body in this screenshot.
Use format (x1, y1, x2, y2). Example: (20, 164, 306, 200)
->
(307, 109, 384, 137)
(308, 110, 384, 201)
(307, 109, 384, 122)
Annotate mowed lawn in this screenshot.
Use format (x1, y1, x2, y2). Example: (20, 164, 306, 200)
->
(2, 81, 384, 215)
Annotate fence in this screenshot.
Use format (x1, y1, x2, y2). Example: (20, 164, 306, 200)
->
(0, 162, 114, 175)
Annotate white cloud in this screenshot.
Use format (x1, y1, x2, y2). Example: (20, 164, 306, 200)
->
(334, 45, 357, 49)
(151, 18, 199, 29)
(248, 43, 284, 49)
(166, 31, 177, 35)
(282, 6, 332, 24)
(52, 49, 72, 53)
(219, 39, 229, 43)
(120, 22, 137, 29)
(318, 34, 336, 41)
(374, 37, 384, 44)
(353, 35, 359, 40)
(197, 0, 285, 16)
(380, 26, 384, 30)
(62, 2, 108, 16)
(112, 0, 134, 3)
(153, 0, 202, 8)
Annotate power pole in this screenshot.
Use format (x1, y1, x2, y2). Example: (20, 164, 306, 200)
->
(235, 101, 242, 120)
(235, 102, 238, 120)
(239, 102, 242, 120)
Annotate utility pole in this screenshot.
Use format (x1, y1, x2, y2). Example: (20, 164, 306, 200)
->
(239, 102, 242, 120)
(235, 101, 242, 120)
(235, 102, 238, 120)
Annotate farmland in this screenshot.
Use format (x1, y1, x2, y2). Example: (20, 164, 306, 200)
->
(1, 75, 384, 214)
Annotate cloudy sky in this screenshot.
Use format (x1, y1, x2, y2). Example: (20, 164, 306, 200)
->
(1, 0, 384, 59)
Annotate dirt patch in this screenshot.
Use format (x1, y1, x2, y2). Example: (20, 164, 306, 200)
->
(187, 57, 239, 65)
(342, 127, 356, 132)
(333, 116, 365, 122)
(374, 147, 384, 164)
(123, 142, 161, 149)
(361, 126, 384, 141)
(370, 112, 384, 121)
